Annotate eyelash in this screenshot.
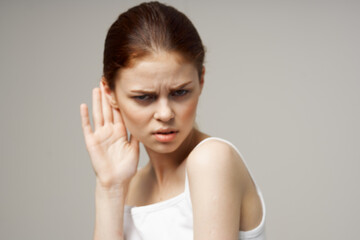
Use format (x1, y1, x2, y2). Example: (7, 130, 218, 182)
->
(172, 89, 189, 97)
(133, 90, 190, 102)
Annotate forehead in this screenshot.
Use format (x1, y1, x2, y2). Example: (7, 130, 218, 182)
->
(116, 52, 198, 89)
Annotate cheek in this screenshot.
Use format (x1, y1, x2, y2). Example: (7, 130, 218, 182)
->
(117, 99, 149, 134)
(123, 107, 143, 125)
(177, 98, 199, 123)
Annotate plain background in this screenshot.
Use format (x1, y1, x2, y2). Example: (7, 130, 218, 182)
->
(1, 0, 359, 239)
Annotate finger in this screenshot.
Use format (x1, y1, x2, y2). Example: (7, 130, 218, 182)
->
(80, 103, 93, 136)
(92, 88, 104, 130)
(100, 81, 113, 124)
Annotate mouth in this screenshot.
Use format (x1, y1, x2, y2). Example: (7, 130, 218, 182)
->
(153, 130, 179, 142)
(154, 131, 178, 135)
(153, 128, 179, 134)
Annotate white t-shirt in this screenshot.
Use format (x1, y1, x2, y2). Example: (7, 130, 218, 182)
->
(123, 137, 266, 240)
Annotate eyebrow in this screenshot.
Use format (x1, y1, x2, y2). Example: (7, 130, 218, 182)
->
(130, 81, 193, 94)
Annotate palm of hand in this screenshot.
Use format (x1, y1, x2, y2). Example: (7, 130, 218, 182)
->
(80, 80, 139, 190)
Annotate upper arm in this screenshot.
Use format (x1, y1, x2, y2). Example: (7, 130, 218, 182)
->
(186, 140, 244, 240)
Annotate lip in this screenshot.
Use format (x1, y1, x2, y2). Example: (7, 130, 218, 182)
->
(152, 128, 179, 142)
(153, 128, 178, 134)
(153, 132, 178, 142)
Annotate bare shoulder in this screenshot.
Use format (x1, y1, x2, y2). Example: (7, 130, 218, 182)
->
(186, 138, 247, 237)
(186, 138, 243, 176)
(186, 138, 264, 232)
(186, 138, 248, 197)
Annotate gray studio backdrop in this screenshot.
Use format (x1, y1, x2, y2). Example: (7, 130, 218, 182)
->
(1, 0, 359, 239)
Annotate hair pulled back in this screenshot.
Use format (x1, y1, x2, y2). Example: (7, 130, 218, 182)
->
(103, 1, 205, 90)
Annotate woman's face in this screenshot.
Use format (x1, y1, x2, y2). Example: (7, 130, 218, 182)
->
(106, 52, 204, 153)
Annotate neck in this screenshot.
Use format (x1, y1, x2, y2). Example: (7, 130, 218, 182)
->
(144, 128, 201, 187)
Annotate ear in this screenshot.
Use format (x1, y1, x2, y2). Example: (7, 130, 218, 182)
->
(199, 66, 205, 94)
(101, 77, 119, 109)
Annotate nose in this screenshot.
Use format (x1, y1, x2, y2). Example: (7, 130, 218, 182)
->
(153, 98, 175, 122)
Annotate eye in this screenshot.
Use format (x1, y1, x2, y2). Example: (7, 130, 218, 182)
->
(133, 94, 156, 102)
(172, 89, 189, 97)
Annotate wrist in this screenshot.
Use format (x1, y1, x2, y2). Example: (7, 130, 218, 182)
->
(95, 179, 129, 199)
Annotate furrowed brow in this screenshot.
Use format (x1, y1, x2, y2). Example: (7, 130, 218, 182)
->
(130, 89, 156, 94)
(169, 81, 193, 90)
(130, 81, 193, 93)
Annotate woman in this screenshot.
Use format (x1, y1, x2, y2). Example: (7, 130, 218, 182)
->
(80, 2, 265, 240)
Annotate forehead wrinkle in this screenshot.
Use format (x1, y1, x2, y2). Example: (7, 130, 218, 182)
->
(125, 70, 195, 92)
(117, 52, 197, 92)
(130, 80, 193, 94)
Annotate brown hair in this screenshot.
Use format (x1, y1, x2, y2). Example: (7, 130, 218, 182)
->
(103, 1, 206, 90)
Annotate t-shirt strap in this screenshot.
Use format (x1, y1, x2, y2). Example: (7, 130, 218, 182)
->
(184, 168, 193, 208)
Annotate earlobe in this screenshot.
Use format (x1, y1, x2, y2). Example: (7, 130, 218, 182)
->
(101, 77, 119, 109)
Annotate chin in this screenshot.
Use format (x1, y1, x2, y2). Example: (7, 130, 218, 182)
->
(154, 141, 181, 152)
